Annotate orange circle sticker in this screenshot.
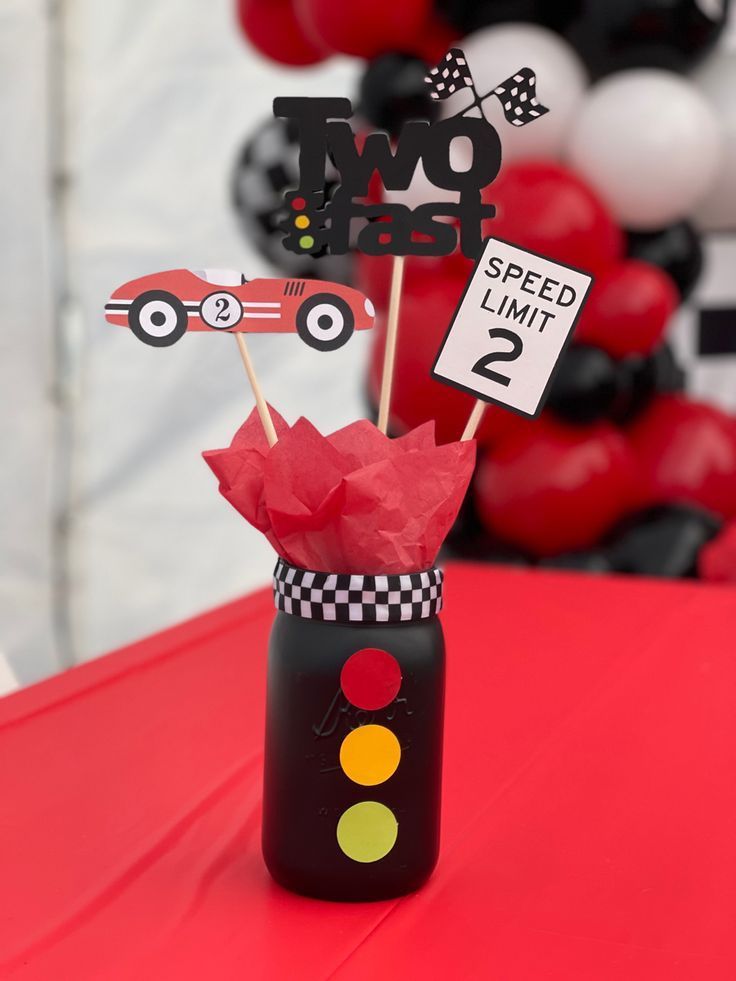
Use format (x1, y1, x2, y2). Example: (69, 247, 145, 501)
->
(339, 724, 401, 786)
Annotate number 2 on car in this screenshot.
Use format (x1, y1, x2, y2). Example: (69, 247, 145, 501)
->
(432, 237, 593, 418)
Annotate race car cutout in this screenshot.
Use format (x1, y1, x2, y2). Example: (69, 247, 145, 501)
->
(105, 268, 375, 351)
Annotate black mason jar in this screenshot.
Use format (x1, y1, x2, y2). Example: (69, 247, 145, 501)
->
(262, 559, 445, 902)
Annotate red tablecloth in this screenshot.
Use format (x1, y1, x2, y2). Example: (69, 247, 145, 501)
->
(1, 563, 734, 980)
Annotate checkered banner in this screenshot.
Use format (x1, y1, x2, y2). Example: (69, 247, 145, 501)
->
(491, 67, 550, 127)
(273, 559, 443, 623)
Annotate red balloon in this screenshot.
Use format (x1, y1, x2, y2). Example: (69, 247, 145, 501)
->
(474, 419, 640, 556)
(356, 250, 473, 314)
(574, 260, 678, 358)
(698, 522, 736, 583)
(357, 253, 391, 311)
(295, 0, 433, 59)
(628, 395, 736, 519)
(410, 16, 460, 63)
(485, 162, 624, 275)
(368, 272, 528, 447)
(237, 0, 328, 66)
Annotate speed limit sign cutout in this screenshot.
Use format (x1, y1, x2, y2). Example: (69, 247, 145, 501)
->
(432, 237, 594, 419)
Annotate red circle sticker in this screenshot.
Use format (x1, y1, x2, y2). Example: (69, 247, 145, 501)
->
(340, 648, 402, 711)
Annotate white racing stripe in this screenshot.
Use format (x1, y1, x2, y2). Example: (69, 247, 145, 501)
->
(107, 299, 282, 307)
(186, 311, 281, 319)
(106, 301, 282, 320)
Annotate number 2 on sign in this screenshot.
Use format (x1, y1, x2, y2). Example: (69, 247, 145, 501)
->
(471, 327, 523, 387)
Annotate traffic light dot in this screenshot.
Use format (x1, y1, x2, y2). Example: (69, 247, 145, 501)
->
(336, 801, 398, 863)
(299, 235, 315, 249)
(339, 724, 400, 786)
(341, 648, 401, 711)
(295, 215, 310, 229)
(291, 197, 306, 210)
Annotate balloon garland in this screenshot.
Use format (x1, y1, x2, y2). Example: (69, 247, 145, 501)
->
(232, 0, 736, 579)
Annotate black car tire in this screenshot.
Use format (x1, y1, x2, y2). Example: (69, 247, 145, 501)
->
(296, 293, 354, 351)
(128, 290, 188, 347)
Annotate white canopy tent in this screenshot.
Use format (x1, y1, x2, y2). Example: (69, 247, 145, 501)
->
(0, 0, 362, 683)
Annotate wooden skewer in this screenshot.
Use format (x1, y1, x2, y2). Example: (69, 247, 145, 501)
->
(462, 399, 486, 441)
(377, 254, 406, 435)
(235, 333, 278, 448)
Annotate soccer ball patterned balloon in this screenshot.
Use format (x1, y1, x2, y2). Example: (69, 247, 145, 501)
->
(231, 115, 351, 283)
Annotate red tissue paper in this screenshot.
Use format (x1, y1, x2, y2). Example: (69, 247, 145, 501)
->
(204, 407, 475, 574)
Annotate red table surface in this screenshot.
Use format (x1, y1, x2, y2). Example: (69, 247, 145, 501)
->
(1, 563, 735, 980)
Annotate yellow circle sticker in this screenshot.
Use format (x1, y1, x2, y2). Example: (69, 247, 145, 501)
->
(336, 801, 398, 863)
(339, 724, 401, 786)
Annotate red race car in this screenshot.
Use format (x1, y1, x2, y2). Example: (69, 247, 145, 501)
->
(105, 268, 375, 351)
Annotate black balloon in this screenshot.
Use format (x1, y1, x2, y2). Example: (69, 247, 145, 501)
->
(546, 341, 685, 426)
(547, 344, 619, 423)
(435, 0, 546, 32)
(357, 54, 437, 137)
(539, 550, 613, 573)
(544, 0, 730, 77)
(626, 221, 704, 301)
(604, 504, 722, 578)
(613, 343, 685, 423)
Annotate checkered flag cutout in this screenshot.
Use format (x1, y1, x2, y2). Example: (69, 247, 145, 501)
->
(491, 67, 549, 126)
(273, 559, 444, 624)
(425, 48, 475, 101)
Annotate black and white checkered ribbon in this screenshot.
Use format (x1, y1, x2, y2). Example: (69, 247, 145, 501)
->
(273, 559, 443, 623)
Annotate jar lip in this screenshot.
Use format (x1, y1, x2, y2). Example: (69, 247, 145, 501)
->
(272, 558, 443, 624)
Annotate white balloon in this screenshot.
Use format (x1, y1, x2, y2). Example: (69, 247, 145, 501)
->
(693, 51, 736, 232)
(382, 140, 471, 211)
(567, 69, 722, 231)
(441, 23, 588, 162)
